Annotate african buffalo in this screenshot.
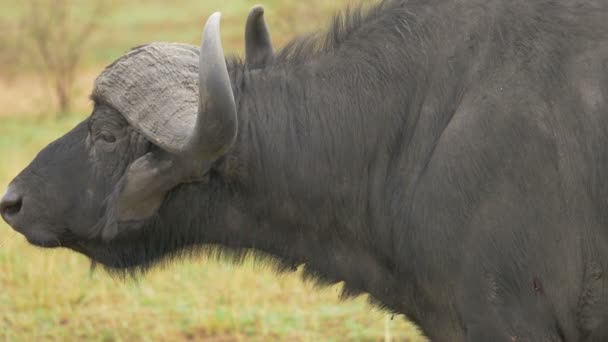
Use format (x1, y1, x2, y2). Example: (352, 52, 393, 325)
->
(2, 0, 608, 340)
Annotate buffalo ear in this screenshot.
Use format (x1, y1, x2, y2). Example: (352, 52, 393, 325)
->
(99, 150, 208, 241)
(245, 5, 274, 68)
(116, 151, 177, 223)
(99, 151, 175, 240)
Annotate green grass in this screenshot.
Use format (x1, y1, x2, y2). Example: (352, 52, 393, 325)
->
(0, 116, 425, 341)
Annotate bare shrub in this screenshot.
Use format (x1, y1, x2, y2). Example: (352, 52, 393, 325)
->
(20, 0, 110, 117)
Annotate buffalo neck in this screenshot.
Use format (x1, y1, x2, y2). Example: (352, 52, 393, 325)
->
(187, 51, 426, 314)
(185, 6, 478, 313)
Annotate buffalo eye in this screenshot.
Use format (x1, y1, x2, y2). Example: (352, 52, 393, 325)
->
(94, 131, 117, 144)
(99, 132, 116, 143)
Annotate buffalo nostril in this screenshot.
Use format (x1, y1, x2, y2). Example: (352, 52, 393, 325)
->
(0, 187, 23, 220)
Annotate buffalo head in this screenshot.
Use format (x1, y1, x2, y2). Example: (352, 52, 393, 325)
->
(0, 7, 274, 270)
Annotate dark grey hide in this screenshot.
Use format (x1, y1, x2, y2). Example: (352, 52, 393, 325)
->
(2, 1, 608, 340)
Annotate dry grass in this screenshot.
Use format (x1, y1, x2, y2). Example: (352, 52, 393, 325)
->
(0, 228, 424, 341)
(0, 0, 427, 340)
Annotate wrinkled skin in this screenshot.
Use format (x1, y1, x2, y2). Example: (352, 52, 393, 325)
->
(4, 1, 608, 341)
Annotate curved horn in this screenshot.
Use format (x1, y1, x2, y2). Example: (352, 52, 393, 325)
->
(186, 12, 237, 159)
(245, 5, 274, 68)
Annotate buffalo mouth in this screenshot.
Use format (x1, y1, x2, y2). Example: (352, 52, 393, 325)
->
(24, 236, 64, 248)
(16, 227, 80, 249)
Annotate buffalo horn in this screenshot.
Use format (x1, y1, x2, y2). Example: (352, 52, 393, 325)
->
(184, 12, 237, 159)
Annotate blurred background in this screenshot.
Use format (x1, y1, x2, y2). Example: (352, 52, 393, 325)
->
(0, 0, 425, 340)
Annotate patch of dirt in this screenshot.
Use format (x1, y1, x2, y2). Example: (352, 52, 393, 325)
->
(179, 328, 292, 342)
(181, 328, 240, 342)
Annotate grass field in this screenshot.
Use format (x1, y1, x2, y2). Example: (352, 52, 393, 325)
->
(0, 0, 426, 340)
